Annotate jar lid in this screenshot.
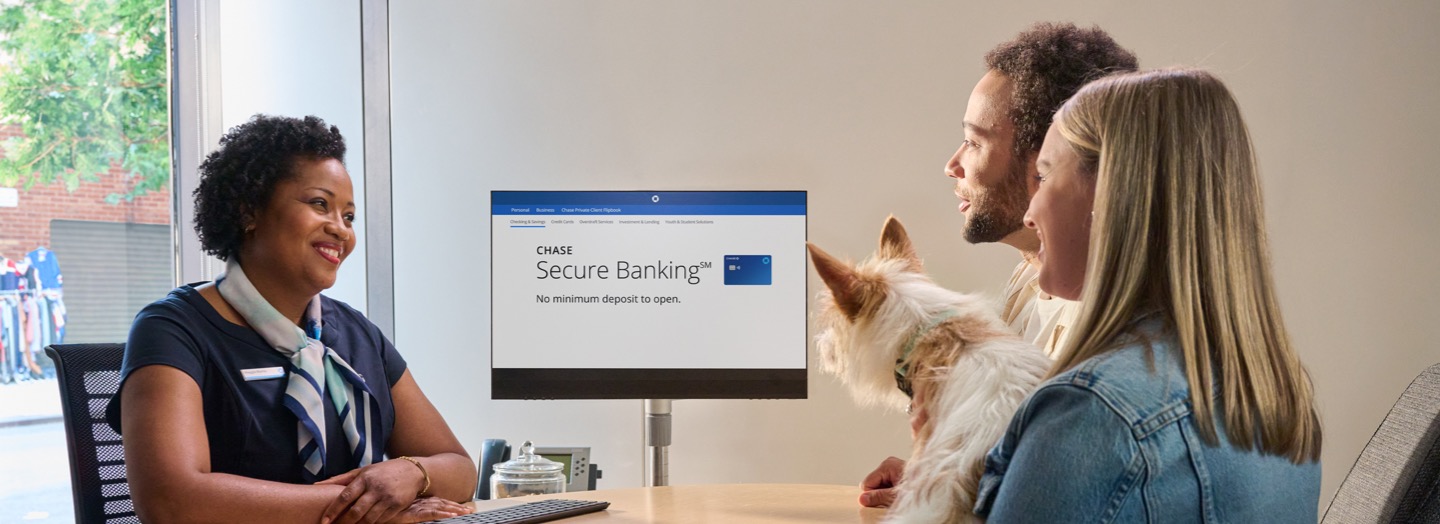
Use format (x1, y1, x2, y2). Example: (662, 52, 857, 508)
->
(493, 441, 564, 474)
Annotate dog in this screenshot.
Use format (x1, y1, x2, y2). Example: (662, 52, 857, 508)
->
(808, 216, 1050, 523)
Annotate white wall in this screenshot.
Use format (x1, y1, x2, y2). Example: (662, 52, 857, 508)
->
(219, 0, 368, 311)
(387, 0, 1440, 504)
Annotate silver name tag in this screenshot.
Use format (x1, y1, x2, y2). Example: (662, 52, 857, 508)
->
(241, 367, 285, 381)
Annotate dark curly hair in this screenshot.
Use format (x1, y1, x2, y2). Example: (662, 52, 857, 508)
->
(192, 114, 347, 261)
(985, 22, 1138, 157)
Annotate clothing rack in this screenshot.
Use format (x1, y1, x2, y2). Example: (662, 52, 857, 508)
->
(0, 287, 65, 383)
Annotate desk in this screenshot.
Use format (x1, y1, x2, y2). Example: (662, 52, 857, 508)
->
(467, 484, 887, 523)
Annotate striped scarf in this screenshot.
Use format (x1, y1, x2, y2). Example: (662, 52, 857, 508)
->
(217, 260, 379, 481)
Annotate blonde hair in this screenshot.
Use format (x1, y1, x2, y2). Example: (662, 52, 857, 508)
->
(1050, 69, 1321, 463)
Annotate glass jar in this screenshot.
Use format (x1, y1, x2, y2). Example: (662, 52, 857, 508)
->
(490, 441, 567, 499)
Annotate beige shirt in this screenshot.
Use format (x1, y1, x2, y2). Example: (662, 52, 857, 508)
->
(1001, 258, 1080, 359)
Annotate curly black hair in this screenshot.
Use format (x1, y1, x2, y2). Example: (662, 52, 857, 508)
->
(985, 22, 1139, 157)
(192, 114, 347, 261)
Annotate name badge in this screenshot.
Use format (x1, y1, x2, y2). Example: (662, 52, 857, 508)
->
(241, 367, 286, 381)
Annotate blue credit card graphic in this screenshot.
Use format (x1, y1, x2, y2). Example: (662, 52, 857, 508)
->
(724, 255, 772, 285)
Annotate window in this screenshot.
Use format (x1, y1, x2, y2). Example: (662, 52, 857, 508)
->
(0, 1, 171, 520)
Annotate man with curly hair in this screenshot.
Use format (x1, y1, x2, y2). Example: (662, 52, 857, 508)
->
(955, 22, 1138, 358)
(860, 22, 1138, 508)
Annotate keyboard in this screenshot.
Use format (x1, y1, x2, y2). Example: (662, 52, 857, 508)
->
(435, 499, 610, 524)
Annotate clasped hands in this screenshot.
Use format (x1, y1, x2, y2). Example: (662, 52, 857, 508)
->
(316, 459, 471, 524)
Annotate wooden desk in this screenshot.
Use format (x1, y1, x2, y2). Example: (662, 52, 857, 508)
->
(467, 484, 887, 523)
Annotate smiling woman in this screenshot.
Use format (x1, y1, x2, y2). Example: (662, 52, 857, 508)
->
(981, 70, 1323, 522)
(103, 115, 476, 524)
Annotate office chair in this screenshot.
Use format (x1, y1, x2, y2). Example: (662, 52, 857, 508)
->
(44, 343, 135, 524)
(1323, 363, 1440, 523)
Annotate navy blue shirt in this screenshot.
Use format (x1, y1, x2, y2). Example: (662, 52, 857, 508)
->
(106, 284, 407, 483)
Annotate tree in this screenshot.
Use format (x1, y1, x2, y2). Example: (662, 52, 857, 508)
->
(0, 0, 167, 202)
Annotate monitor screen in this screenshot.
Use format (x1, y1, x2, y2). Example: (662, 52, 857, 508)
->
(490, 190, 807, 399)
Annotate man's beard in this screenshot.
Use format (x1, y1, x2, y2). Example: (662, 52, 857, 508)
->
(962, 162, 1031, 244)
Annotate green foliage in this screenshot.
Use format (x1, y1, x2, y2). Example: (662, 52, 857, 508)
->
(0, 0, 168, 201)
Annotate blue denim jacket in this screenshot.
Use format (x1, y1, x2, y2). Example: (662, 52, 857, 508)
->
(974, 324, 1321, 523)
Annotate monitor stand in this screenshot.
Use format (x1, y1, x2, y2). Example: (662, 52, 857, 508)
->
(644, 398, 671, 486)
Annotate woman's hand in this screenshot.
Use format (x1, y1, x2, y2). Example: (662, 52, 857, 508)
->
(384, 497, 472, 523)
(317, 460, 428, 524)
(860, 456, 907, 507)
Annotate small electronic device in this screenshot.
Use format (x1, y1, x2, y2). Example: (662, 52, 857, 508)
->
(477, 439, 512, 500)
(531, 446, 598, 494)
(477, 439, 601, 500)
(434, 499, 610, 524)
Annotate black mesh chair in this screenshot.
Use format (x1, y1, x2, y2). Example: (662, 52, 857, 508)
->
(44, 343, 136, 524)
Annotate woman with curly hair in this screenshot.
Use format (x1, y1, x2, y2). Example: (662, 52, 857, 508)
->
(975, 70, 1323, 521)
(106, 115, 475, 523)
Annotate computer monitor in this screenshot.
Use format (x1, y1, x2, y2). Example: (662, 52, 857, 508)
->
(490, 190, 807, 399)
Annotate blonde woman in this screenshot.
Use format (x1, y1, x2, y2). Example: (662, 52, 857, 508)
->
(974, 69, 1322, 521)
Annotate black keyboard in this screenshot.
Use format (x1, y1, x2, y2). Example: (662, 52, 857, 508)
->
(435, 499, 610, 524)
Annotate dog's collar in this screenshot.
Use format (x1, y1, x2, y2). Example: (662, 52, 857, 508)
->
(894, 309, 961, 399)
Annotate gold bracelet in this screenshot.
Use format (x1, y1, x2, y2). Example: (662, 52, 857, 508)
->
(396, 456, 431, 497)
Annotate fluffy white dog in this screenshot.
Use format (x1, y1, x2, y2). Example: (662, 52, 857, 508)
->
(808, 216, 1050, 523)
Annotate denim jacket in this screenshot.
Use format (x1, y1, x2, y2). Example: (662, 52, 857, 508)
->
(974, 323, 1321, 523)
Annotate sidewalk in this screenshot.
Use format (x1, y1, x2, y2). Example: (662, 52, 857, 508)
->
(0, 379, 63, 428)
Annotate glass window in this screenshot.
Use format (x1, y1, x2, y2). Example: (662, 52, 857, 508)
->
(0, 0, 171, 521)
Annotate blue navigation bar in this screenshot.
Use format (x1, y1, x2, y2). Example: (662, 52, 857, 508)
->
(493, 205, 804, 215)
(492, 191, 806, 215)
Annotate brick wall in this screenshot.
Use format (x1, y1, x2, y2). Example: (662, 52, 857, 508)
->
(0, 124, 172, 261)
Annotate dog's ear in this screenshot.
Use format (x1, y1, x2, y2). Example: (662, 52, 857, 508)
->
(879, 215, 923, 273)
(807, 242, 864, 321)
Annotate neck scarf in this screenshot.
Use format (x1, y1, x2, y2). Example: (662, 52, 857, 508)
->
(217, 259, 379, 481)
